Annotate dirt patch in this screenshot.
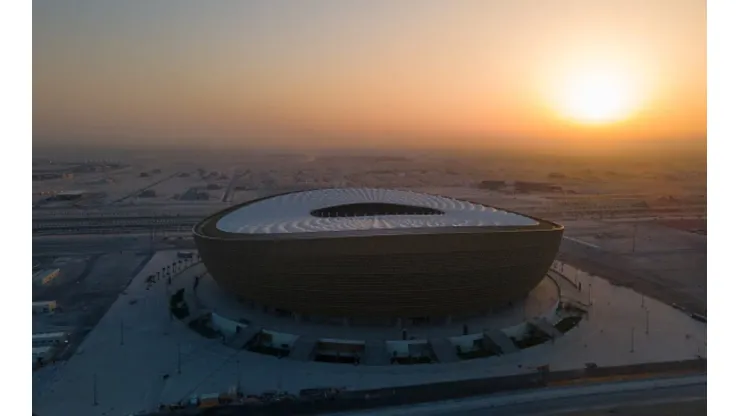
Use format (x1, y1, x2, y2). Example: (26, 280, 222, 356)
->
(657, 219, 706, 235)
(557, 249, 706, 315)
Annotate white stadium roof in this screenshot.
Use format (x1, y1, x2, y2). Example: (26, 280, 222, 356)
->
(216, 188, 538, 234)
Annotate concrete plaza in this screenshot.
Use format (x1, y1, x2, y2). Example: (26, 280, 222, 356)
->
(33, 251, 707, 416)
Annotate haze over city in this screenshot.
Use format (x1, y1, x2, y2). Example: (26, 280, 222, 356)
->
(30, 1, 710, 415)
(33, 0, 705, 153)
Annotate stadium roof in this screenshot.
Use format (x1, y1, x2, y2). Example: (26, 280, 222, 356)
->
(216, 188, 538, 234)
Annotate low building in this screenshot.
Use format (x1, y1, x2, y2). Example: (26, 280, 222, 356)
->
(478, 180, 507, 190)
(53, 190, 87, 201)
(32, 346, 53, 365)
(32, 301, 58, 315)
(32, 332, 69, 347)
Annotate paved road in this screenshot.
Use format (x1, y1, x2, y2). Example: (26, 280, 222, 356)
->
(32, 234, 195, 257)
(329, 375, 706, 416)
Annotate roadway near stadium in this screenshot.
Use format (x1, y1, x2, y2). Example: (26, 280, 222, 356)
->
(193, 188, 564, 322)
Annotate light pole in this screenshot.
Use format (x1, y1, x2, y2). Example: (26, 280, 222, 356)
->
(645, 309, 650, 335)
(631, 224, 638, 253)
(277, 357, 283, 392)
(236, 355, 241, 394)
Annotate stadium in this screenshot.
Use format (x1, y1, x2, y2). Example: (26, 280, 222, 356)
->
(193, 188, 564, 324)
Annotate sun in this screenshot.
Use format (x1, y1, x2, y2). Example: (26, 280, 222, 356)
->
(556, 70, 639, 125)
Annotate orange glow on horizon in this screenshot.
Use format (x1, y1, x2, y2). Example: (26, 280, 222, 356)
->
(32, 0, 706, 150)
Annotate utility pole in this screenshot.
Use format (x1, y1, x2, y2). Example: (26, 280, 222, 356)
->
(277, 358, 283, 392)
(236, 355, 241, 394)
(177, 343, 181, 374)
(631, 224, 638, 253)
(588, 283, 592, 305)
(630, 327, 635, 353)
(645, 309, 650, 335)
(120, 321, 124, 346)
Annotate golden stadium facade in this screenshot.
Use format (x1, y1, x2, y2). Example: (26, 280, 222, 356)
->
(193, 188, 563, 322)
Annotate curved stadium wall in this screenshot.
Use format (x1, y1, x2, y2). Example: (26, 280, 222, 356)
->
(193, 189, 564, 321)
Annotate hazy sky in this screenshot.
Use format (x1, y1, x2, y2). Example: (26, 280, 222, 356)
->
(33, 0, 706, 151)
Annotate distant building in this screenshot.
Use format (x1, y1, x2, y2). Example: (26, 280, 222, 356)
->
(32, 172, 63, 181)
(32, 331, 68, 347)
(180, 188, 210, 201)
(478, 180, 507, 190)
(514, 181, 562, 193)
(50, 190, 86, 201)
(32, 301, 58, 315)
(33, 346, 53, 365)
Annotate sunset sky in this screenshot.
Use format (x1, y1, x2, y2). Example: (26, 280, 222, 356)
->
(33, 0, 706, 151)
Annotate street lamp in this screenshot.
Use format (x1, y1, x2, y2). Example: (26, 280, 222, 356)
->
(645, 309, 650, 335)
(631, 224, 638, 253)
